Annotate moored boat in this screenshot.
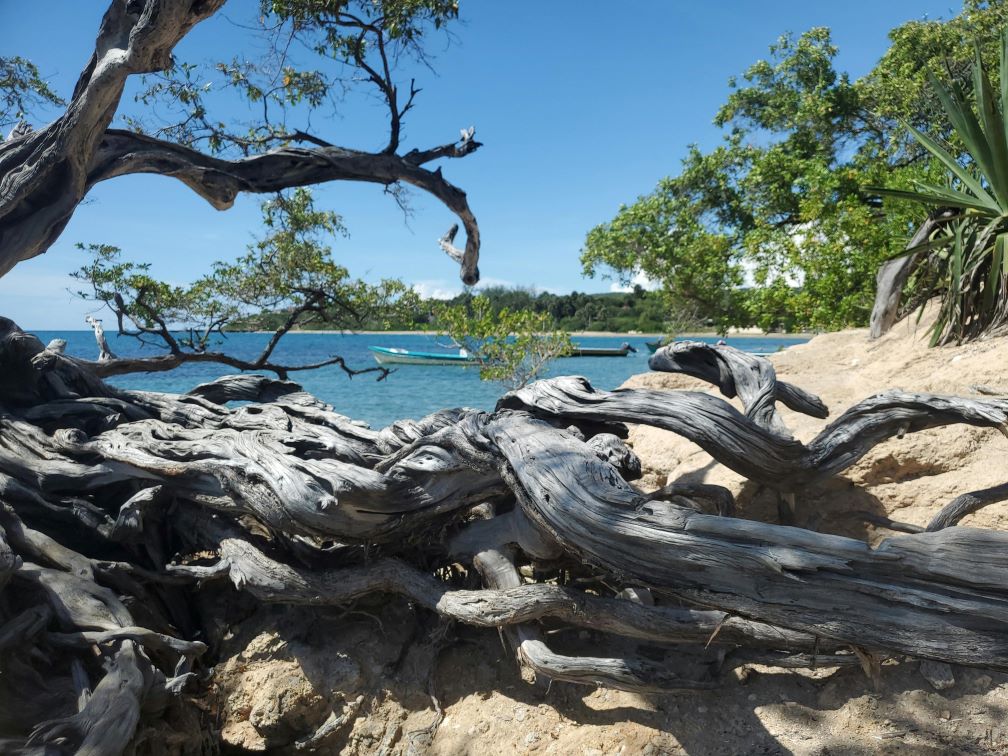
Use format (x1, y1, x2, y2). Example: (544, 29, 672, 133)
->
(569, 342, 637, 357)
(368, 346, 477, 366)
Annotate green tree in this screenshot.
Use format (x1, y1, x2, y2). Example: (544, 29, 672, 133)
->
(434, 295, 572, 388)
(74, 188, 416, 379)
(582, 3, 1008, 333)
(0, 56, 64, 133)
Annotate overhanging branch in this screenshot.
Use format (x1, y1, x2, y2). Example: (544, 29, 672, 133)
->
(87, 129, 481, 284)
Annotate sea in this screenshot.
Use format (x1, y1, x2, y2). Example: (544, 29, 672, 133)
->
(33, 331, 810, 429)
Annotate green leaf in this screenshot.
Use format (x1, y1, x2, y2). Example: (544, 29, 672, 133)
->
(926, 73, 1003, 205)
(901, 118, 999, 211)
(973, 50, 1008, 207)
(868, 184, 996, 214)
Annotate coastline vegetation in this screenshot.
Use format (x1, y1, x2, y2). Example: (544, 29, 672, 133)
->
(583, 1, 1008, 334)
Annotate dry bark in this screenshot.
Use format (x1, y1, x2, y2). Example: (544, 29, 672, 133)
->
(869, 210, 956, 339)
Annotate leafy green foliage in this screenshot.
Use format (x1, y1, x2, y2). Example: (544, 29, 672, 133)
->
(582, 147, 746, 331)
(124, 0, 460, 155)
(582, 4, 1008, 333)
(0, 56, 64, 131)
(872, 33, 1008, 344)
(73, 188, 417, 359)
(433, 295, 572, 389)
(436, 286, 694, 334)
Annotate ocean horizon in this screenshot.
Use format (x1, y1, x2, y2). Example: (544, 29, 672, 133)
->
(32, 330, 810, 428)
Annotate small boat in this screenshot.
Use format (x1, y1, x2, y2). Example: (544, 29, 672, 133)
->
(645, 340, 664, 353)
(569, 342, 637, 357)
(368, 346, 476, 366)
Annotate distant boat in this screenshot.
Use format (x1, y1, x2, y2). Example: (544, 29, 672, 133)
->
(645, 340, 664, 353)
(569, 342, 637, 357)
(368, 346, 477, 366)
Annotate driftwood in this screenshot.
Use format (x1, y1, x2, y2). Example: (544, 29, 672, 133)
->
(2, 315, 1008, 752)
(869, 210, 956, 339)
(498, 374, 1008, 491)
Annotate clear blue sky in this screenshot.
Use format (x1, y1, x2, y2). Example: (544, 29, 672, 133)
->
(1, 1, 961, 328)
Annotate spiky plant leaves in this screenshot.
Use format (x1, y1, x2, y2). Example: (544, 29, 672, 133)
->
(869, 31, 1008, 344)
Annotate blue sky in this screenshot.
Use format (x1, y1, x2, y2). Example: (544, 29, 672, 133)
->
(1, 1, 961, 328)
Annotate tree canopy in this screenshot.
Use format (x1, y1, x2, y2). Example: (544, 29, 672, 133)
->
(582, 1, 1008, 332)
(433, 294, 573, 388)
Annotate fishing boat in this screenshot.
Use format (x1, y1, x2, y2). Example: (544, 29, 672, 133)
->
(368, 346, 477, 366)
(569, 342, 637, 357)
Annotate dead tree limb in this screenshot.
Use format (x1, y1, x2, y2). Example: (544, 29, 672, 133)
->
(927, 482, 1008, 531)
(0, 2, 481, 285)
(84, 315, 116, 361)
(499, 376, 1008, 490)
(869, 209, 956, 339)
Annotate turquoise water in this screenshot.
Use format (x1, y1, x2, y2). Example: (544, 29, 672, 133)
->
(35, 331, 809, 428)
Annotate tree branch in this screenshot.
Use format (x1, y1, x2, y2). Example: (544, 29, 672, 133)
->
(87, 129, 481, 284)
(72, 348, 390, 382)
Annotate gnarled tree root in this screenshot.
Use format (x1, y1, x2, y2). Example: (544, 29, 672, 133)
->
(3, 318, 1008, 752)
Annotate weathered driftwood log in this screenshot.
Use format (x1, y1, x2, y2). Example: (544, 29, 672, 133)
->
(499, 375, 1008, 490)
(868, 210, 955, 339)
(487, 412, 1008, 667)
(4, 313, 1008, 752)
(927, 481, 1008, 532)
(649, 340, 828, 436)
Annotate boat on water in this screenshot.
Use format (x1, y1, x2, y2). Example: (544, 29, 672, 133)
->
(368, 346, 476, 366)
(645, 340, 664, 353)
(370, 341, 638, 364)
(569, 342, 637, 357)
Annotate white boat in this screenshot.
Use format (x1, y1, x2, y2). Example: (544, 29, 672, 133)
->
(368, 346, 477, 366)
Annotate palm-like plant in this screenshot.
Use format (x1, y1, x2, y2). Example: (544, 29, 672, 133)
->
(871, 34, 1008, 345)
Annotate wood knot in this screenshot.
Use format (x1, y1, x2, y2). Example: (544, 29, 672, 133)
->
(55, 427, 88, 445)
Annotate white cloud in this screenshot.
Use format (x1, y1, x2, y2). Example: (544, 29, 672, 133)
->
(411, 278, 568, 302)
(412, 280, 460, 300)
(411, 276, 526, 300)
(609, 270, 661, 293)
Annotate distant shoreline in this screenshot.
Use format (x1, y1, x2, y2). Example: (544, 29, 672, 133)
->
(36, 328, 816, 338)
(240, 329, 816, 338)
